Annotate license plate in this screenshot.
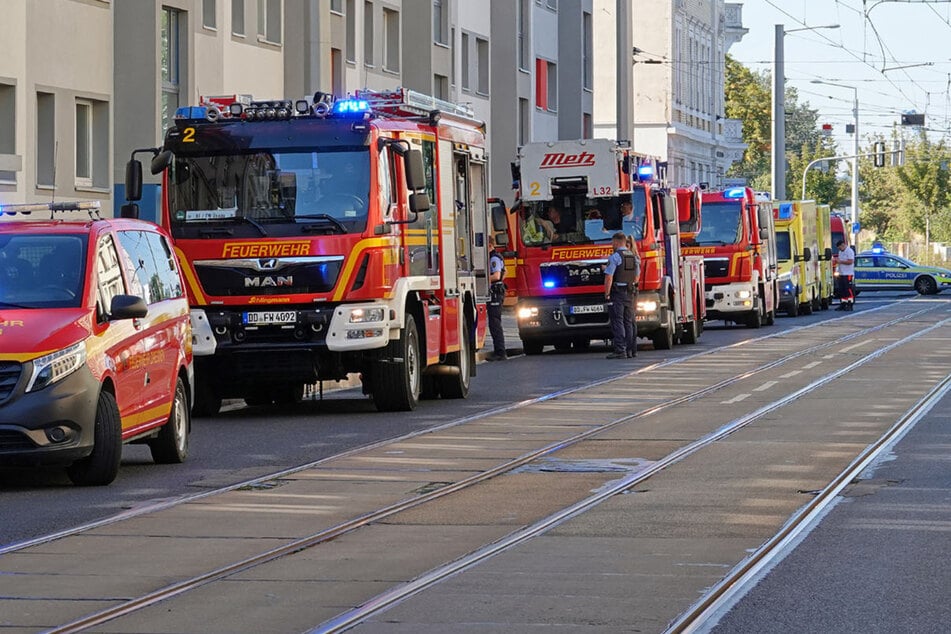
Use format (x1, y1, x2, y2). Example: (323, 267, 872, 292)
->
(243, 311, 297, 325)
(570, 304, 605, 314)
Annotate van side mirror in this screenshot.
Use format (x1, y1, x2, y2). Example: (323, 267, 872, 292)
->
(110, 294, 148, 320)
(802, 247, 812, 262)
(405, 149, 427, 191)
(125, 160, 143, 201)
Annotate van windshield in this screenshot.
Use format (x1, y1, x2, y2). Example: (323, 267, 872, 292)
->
(0, 234, 87, 308)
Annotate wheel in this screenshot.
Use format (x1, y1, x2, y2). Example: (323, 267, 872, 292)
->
(438, 325, 471, 399)
(746, 307, 762, 329)
(192, 377, 222, 417)
(420, 376, 440, 400)
(681, 317, 699, 344)
(786, 299, 799, 317)
(915, 275, 937, 295)
(149, 377, 189, 464)
(801, 296, 813, 315)
(651, 312, 674, 350)
(372, 313, 421, 412)
(820, 294, 830, 310)
(67, 391, 122, 486)
(522, 338, 544, 355)
(765, 308, 776, 326)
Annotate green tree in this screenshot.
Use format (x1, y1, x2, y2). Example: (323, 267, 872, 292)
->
(895, 131, 951, 248)
(724, 56, 771, 186)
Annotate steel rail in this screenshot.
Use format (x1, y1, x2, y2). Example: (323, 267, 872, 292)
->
(310, 315, 951, 634)
(43, 306, 940, 634)
(2, 300, 915, 559)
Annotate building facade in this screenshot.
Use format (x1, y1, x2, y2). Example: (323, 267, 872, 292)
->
(593, 0, 747, 188)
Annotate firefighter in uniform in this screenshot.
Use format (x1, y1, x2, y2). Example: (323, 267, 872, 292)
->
(487, 235, 507, 361)
(604, 231, 640, 358)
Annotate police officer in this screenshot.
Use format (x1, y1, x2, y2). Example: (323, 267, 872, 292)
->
(487, 235, 507, 361)
(835, 239, 855, 311)
(604, 231, 640, 358)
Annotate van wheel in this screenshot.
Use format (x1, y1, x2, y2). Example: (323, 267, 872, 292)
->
(193, 376, 222, 417)
(787, 299, 799, 317)
(373, 314, 421, 411)
(67, 391, 122, 486)
(438, 324, 471, 399)
(149, 378, 189, 464)
(522, 338, 544, 355)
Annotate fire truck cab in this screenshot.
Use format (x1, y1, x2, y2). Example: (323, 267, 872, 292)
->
(509, 139, 704, 353)
(124, 89, 491, 414)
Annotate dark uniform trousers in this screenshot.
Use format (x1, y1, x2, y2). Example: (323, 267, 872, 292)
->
(835, 274, 854, 305)
(609, 283, 636, 355)
(488, 283, 506, 356)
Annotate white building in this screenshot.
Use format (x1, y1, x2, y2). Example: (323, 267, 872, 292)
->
(593, 0, 748, 188)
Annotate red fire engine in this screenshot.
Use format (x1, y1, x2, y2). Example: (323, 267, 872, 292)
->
(507, 139, 705, 353)
(123, 89, 493, 414)
(685, 188, 778, 327)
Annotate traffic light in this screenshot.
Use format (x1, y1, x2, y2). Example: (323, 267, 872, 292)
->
(873, 141, 886, 168)
(901, 113, 925, 126)
(891, 139, 904, 167)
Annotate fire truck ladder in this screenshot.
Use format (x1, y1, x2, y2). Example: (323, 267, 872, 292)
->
(354, 88, 484, 129)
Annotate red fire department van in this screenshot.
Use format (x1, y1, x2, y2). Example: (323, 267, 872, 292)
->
(0, 202, 192, 485)
(124, 89, 491, 415)
(507, 139, 704, 353)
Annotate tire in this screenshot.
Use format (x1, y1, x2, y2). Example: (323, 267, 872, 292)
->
(746, 307, 762, 329)
(192, 376, 222, 417)
(149, 377, 189, 464)
(372, 313, 421, 412)
(67, 391, 122, 486)
(438, 325, 471, 400)
(681, 317, 699, 344)
(651, 312, 674, 350)
(420, 376, 440, 400)
(915, 275, 937, 295)
(765, 308, 776, 326)
(522, 338, 544, 355)
(274, 383, 304, 406)
(820, 294, 830, 310)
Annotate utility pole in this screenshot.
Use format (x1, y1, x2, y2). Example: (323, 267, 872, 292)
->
(772, 24, 785, 200)
(616, 0, 633, 142)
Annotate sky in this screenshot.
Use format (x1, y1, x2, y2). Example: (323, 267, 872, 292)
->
(729, 0, 950, 152)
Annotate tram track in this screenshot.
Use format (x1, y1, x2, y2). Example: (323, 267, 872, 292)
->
(20, 303, 943, 633)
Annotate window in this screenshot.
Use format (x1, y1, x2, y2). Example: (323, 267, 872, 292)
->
(461, 32, 470, 90)
(476, 37, 489, 95)
(546, 0, 557, 8)
(202, 0, 216, 29)
(331, 48, 343, 95)
(450, 27, 456, 85)
(433, 0, 447, 45)
(518, 98, 529, 145)
(116, 231, 183, 305)
(517, 0, 530, 70)
(535, 59, 556, 111)
(345, 0, 355, 61)
(433, 74, 449, 100)
(257, 0, 281, 44)
(582, 12, 592, 89)
(0, 83, 14, 183)
(232, 0, 245, 35)
(383, 8, 399, 72)
(75, 100, 92, 187)
(161, 7, 182, 132)
(36, 92, 55, 187)
(364, 1, 373, 65)
(331, 0, 343, 13)
(583, 113, 592, 139)
(75, 99, 110, 189)
(95, 234, 125, 321)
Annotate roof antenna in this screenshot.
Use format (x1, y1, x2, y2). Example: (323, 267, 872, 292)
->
(49, 141, 58, 218)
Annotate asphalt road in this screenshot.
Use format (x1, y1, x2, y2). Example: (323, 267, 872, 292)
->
(0, 291, 916, 549)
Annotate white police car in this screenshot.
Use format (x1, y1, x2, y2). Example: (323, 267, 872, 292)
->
(854, 245, 951, 295)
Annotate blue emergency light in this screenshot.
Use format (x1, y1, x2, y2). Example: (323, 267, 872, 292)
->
(636, 164, 653, 181)
(723, 187, 745, 199)
(871, 241, 885, 253)
(175, 106, 208, 120)
(543, 280, 556, 289)
(777, 203, 793, 220)
(333, 99, 370, 115)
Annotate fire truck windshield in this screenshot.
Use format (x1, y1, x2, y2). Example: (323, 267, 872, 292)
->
(167, 148, 370, 239)
(694, 201, 742, 245)
(518, 189, 646, 247)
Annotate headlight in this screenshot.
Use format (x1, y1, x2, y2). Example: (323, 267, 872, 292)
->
(637, 300, 658, 312)
(517, 306, 539, 320)
(26, 341, 87, 393)
(349, 307, 385, 323)
(735, 290, 752, 299)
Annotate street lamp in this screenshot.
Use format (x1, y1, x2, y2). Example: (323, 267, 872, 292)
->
(772, 24, 840, 200)
(811, 79, 859, 238)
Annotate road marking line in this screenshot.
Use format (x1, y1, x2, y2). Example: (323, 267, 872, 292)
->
(754, 381, 777, 391)
(803, 361, 822, 369)
(840, 340, 874, 353)
(721, 393, 751, 404)
(779, 370, 801, 378)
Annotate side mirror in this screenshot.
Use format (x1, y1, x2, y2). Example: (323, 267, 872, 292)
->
(405, 149, 427, 191)
(757, 206, 772, 230)
(119, 203, 140, 219)
(661, 199, 676, 224)
(759, 227, 770, 240)
(824, 247, 833, 261)
(151, 150, 172, 175)
(665, 219, 679, 236)
(125, 160, 143, 201)
(409, 192, 430, 213)
(491, 202, 508, 232)
(802, 247, 812, 262)
(110, 294, 148, 320)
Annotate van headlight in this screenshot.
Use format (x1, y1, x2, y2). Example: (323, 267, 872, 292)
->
(26, 341, 87, 393)
(349, 307, 385, 323)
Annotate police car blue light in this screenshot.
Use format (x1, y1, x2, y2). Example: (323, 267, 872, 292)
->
(333, 99, 370, 115)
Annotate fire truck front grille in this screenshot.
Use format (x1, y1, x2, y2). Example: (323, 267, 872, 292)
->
(541, 263, 606, 288)
(703, 258, 730, 279)
(0, 362, 22, 403)
(195, 260, 344, 296)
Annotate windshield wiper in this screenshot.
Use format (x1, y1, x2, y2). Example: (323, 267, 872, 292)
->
(696, 240, 729, 246)
(0, 301, 31, 309)
(293, 214, 348, 234)
(231, 216, 269, 236)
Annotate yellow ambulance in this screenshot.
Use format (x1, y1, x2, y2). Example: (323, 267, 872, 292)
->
(773, 200, 819, 316)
